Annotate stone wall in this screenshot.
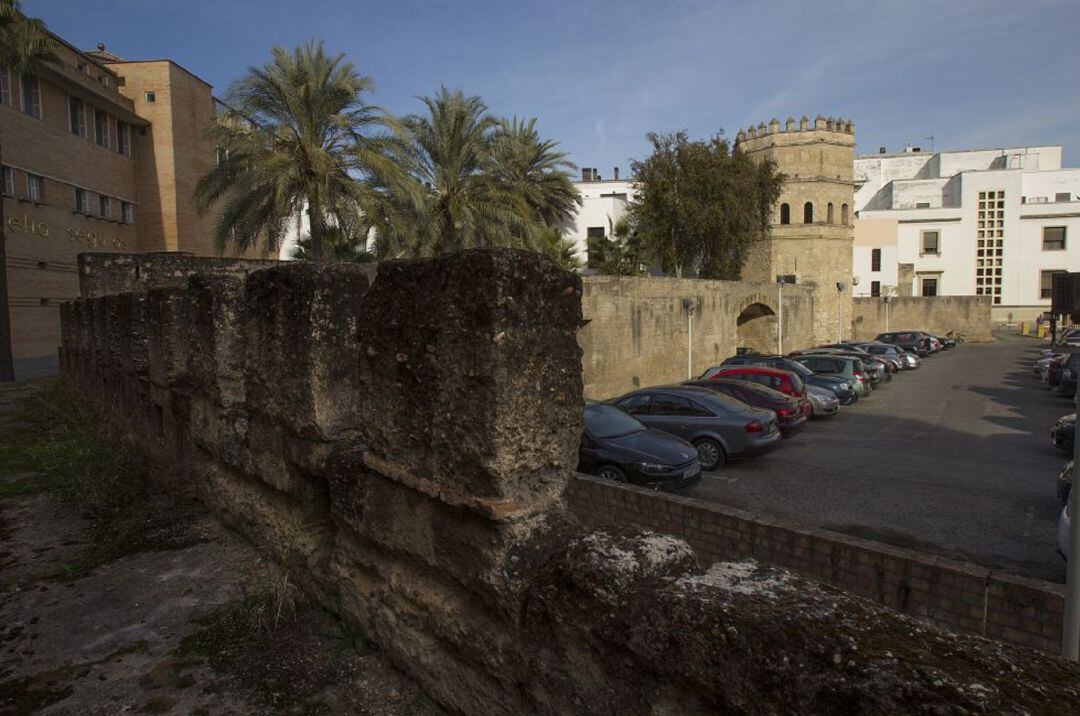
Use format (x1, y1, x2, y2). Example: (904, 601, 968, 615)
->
(579, 275, 816, 399)
(77, 251, 290, 298)
(58, 249, 1078, 713)
(569, 475, 1070, 655)
(850, 295, 993, 342)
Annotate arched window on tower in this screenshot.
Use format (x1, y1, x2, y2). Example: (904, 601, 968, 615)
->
(780, 203, 790, 224)
(827, 203, 835, 224)
(841, 203, 849, 224)
(803, 202, 813, 224)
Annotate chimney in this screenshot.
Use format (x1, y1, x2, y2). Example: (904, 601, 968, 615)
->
(613, 166, 619, 181)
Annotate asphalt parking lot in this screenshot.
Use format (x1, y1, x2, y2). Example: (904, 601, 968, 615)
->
(682, 334, 1071, 583)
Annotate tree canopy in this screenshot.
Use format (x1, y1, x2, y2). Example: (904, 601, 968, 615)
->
(628, 130, 783, 279)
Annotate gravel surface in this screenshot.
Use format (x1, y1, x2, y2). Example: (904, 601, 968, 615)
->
(680, 334, 1070, 583)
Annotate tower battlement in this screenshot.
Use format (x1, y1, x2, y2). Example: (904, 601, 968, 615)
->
(736, 115, 855, 148)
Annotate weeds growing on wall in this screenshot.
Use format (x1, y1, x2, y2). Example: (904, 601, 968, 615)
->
(0, 380, 202, 577)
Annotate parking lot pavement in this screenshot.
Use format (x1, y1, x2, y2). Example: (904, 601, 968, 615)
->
(681, 334, 1071, 583)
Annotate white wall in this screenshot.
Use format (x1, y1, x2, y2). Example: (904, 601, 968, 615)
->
(563, 179, 636, 262)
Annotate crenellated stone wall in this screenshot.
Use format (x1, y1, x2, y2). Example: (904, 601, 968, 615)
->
(58, 249, 1078, 714)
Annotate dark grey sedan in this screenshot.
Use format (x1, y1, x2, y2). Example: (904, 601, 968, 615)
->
(610, 385, 781, 470)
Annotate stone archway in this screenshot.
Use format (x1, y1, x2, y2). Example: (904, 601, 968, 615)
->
(736, 299, 778, 354)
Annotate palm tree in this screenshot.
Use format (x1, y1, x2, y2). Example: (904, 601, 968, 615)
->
(195, 40, 398, 262)
(537, 228, 581, 271)
(490, 117, 580, 230)
(289, 227, 374, 263)
(374, 87, 531, 258)
(0, 0, 53, 381)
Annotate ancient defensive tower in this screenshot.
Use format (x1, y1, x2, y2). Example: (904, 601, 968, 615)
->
(736, 115, 855, 344)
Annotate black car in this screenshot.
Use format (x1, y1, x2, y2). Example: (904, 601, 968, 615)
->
(1060, 354, 1080, 397)
(875, 331, 931, 357)
(1052, 414, 1075, 454)
(684, 378, 807, 436)
(578, 403, 702, 489)
(713, 354, 858, 405)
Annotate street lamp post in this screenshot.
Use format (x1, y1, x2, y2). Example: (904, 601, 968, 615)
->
(884, 295, 891, 332)
(682, 298, 695, 379)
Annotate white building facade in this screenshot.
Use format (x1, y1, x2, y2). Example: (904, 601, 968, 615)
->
(563, 167, 636, 268)
(852, 145, 1080, 323)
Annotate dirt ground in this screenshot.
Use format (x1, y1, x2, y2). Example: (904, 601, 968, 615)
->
(0, 381, 442, 716)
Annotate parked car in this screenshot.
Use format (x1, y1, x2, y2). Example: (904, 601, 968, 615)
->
(875, 331, 931, 356)
(578, 402, 702, 489)
(684, 378, 807, 436)
(703, 366, 813, 415)
(1060, 502, 1071, 561)
(1035, 351, 1064, 375)
(1058, 354, 1080, 397)
(1051, 414, 1075, 455)
(796, 348, 889, 385)
(791, 354, 872, 397)
(849, 342, 907, 371)
(1057, 461, 1072, 505)
(806, 384, 840, 418)
(713, 354, 858, 404)
(610, 385, 782, 470)
(1044, 354, 1067, 387)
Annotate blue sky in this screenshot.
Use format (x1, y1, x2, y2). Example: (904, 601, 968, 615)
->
(28, 0, 1080, 171)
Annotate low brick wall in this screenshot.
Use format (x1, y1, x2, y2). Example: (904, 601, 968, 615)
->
(568, 474, 1070, 655)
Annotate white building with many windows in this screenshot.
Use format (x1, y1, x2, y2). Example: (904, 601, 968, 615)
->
(851, 145, 1080, 323)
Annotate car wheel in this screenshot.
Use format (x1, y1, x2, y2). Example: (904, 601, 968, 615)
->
(595, 465, 627, 483)
(694, 438, 725, 471)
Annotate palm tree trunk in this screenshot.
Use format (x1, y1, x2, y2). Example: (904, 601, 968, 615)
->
(307, 199, 324, 263)
(0, 136, 15, 382)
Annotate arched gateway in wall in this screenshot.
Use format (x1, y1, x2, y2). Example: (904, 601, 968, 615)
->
(735, 294, 778, 354)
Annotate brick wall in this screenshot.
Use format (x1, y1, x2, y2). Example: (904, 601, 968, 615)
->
(568, 474, 1071, 655)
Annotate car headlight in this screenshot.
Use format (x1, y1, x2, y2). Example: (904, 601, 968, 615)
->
(635, 461, 670, 473)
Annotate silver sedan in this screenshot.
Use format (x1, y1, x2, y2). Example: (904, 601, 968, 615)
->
(806, 384, 839, 418)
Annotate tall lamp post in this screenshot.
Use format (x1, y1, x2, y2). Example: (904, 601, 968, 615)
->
(883, 294, 891, 332)
(682, 298, 696, 379)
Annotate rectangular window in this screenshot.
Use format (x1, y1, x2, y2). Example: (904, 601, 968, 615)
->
(26, 173, 42, 201)
(144, 90, 156, 103)
(94, 109, 111, 148)
(870, 248, 881, 272)
(120, 201, 135, 223)
(585, 226, 606, 268)
(870, 281, 881, 297)
(921, 278, 938, 297)
(921, 230, 940, 254)
(68, 96, 86, 137)
(116, 121, 130, 157)
(1, 166, 12, 195)
(20, 73, 41, 118)
(1043, 226, 1066, 251)
(74, 187, 89, 213)
(916, 202, 930, 209)
(98, 194, 110, 219)
(1057, 192, 1072, 202)
(0, 67, 10, 106)
(1041, 270, 1066, 299)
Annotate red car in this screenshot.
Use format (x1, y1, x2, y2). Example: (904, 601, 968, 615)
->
(705, 366, 813, 417)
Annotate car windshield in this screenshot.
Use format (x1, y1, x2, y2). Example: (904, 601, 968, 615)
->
(585, 403, 646, 439)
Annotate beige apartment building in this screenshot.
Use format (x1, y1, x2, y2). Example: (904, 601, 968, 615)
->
(1, 33, 262, 380)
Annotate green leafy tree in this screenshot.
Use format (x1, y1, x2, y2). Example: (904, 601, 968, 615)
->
(0, 0, 53, 381)
(289, 227, 375, 263)
(490, 117, 581, 230)
(195, 41, 399, 261)
(629, 130, 783, 279)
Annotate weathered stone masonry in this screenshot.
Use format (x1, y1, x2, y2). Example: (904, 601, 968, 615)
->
(60, 249, 1077, 714)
